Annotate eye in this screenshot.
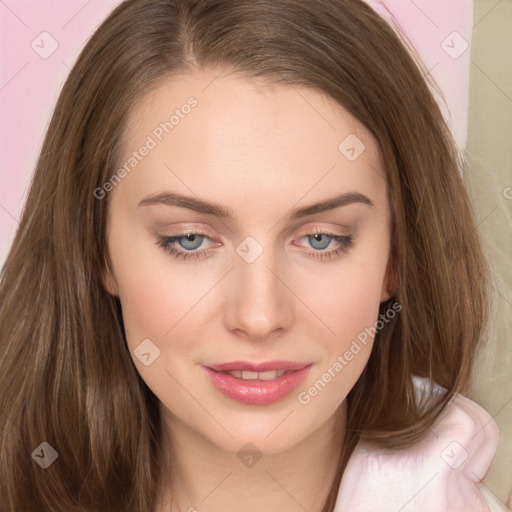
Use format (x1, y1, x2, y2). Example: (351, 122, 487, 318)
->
(294, 228, 354, 261)
(155, 232, 217, 261)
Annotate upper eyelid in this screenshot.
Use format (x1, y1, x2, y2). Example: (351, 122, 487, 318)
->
(161, 223, 350, 238)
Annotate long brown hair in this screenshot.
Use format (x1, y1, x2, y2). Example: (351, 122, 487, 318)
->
(0, 1, 491, 510)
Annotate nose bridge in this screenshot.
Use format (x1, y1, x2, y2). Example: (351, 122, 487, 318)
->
(225, 236, 293, 338)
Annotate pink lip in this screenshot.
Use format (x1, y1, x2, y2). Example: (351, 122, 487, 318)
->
(202, 362, 313, 405)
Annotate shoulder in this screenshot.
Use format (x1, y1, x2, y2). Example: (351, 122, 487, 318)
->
(334, 379, 502, 512)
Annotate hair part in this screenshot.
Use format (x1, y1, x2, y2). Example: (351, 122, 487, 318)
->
(0, 1, 491, 510)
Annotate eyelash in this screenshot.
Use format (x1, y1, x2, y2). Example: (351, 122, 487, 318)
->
(155, 228, 354, 262)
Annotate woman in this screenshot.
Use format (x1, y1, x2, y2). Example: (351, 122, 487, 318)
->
(0, 0, 501, 510)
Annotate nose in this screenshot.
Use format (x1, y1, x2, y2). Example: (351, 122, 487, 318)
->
(223, 244, 294, 341)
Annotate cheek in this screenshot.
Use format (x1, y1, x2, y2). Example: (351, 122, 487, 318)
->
(295, 266, 386, 409)
(119, 282, 175, 344)
(114, 265, 207, 356)
(302, 257, 388, 344)
(338, 269, 383, 333)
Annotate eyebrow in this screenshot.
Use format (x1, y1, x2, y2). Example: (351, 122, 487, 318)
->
(138, 191, 373, 218)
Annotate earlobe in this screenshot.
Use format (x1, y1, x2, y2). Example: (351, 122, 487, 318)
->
(102, 271, 119, 296)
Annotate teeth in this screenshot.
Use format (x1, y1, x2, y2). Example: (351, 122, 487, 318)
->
(242, 370, 259, 380)
(224, 369, 288, 380)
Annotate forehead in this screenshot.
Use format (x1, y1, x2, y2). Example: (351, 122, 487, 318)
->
(117, 70, 387, 215)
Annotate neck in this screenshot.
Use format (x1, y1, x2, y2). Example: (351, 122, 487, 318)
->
(155, 402, 346, 512)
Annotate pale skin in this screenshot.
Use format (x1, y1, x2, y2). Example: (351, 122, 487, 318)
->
(103, 69, 394, 512)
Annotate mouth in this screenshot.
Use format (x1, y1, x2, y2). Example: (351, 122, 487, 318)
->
(202, 361, 313, 405)
(213, 368, 295, 380)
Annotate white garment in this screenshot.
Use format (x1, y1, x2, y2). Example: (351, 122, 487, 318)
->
(334, 380, 504, 511)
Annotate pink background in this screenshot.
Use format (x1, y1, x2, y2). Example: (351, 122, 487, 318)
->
(0, 0, 473, 267)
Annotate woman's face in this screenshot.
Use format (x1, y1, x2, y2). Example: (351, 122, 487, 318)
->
(103, 70, 393, 455)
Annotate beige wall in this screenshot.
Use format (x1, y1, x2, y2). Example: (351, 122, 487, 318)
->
(466, 0, 512, 508)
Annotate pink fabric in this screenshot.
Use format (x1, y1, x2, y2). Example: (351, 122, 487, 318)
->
(334, 392, 501, 511)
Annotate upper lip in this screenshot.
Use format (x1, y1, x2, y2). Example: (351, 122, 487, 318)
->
(206, 361, 311, 372)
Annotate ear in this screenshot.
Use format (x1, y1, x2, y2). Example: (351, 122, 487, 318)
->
(101, 261, 119, 297)
(380, 254, 396, 302)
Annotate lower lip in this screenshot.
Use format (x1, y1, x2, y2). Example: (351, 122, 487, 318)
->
(202, 364, 312, 405)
